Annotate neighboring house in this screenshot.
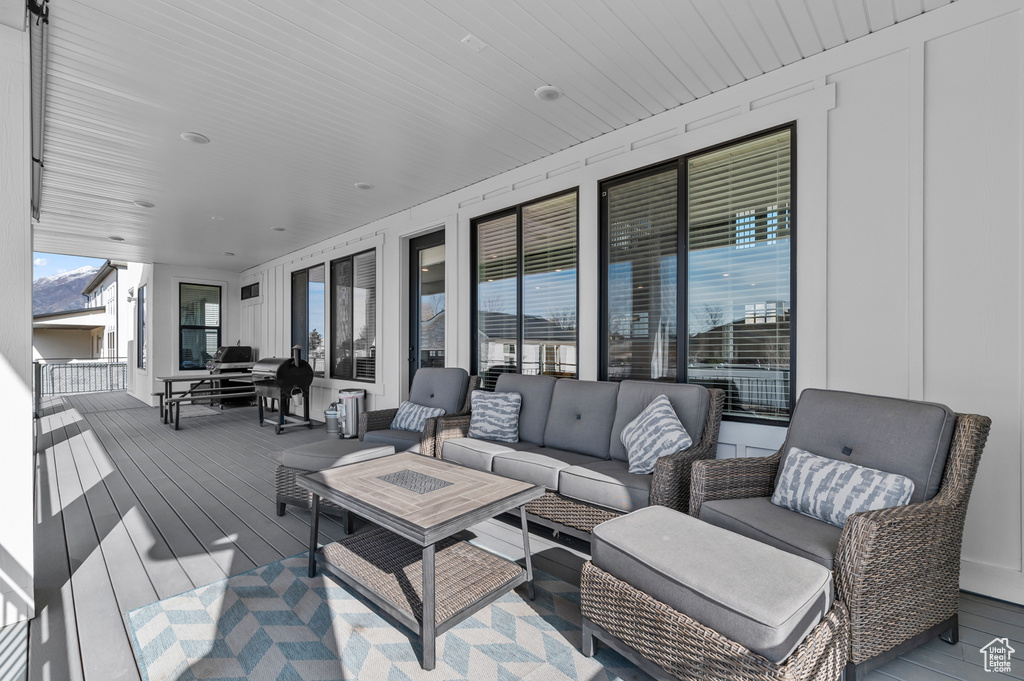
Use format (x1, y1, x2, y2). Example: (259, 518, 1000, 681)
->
(79, 260, 128, 359)
(31, 307, 106, 361)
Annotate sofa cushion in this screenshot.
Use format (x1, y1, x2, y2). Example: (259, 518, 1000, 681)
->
(781, 388, 956, 503)
(772, 447, 914, 528)
(699, 497, 843, 570)
(390, 401, 446, 432)
(440, 438, 534, 472)
(492, 447, 596, 490)
(281, 440, 395, 471)
(592, 506, 834, 664)
(409, 367, 470, 416)
(494, 373, 557, 445)
(468, 390, 521, 443)
(609, 381, 711, 462)
(362, 429, 423, 452)
(543, 379, 619, 459)
(620, 394, 693, 474)
(559, 459, 651, 513)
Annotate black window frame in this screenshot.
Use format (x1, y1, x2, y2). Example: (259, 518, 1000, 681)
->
(178, 283, 222, 371)
(291, 264, 326, 377)
(470, 188, 580, 387)
(330, 248, 377, 383)
(598, 123, 797, 425)
(136, 285, 146, 369)
(241, 282, 259, 300)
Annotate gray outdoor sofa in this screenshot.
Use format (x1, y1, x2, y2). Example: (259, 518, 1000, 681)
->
(435, 373, 724, 539)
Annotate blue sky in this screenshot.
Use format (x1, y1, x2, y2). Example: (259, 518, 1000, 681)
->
(33, 252, 105, 281)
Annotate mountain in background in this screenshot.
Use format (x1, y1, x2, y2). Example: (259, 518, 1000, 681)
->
(33, 266, 99, 315)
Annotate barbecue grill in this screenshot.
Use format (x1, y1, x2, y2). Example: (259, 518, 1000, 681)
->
(207, 345, 255, 406)
(253, 346, 314, 434)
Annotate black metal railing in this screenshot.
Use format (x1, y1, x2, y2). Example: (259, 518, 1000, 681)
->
(33, 357, 128, 401)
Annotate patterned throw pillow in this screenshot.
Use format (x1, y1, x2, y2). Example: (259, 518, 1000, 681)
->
(771, 447, 915, 528)
(620, 394, 693, 474)
(468, 390, 522, 443)
(390, 401, 446, 433)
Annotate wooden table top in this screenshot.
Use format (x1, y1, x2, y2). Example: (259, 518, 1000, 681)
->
(298, 452, 544, 545)
(155, 372, 254, 382)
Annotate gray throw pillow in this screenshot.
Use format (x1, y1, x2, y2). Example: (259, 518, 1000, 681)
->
(620, 394, 693, 474)
(771, 447, 915, 528)
(390, 400, 446, 432)
(468, 390, 522, 443)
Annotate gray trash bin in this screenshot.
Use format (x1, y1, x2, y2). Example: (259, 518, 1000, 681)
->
(337, 389, 365, 438)
(324, 407, 339, 436)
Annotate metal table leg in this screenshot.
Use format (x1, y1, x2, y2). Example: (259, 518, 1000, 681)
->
(421, 542, 436, 670)
(308, 494, 321, 578)
(520, 505, 535, 600)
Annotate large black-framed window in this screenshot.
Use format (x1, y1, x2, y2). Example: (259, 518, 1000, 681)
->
(137, 285, 146, 369)
(179, 283, 221, 370)
(331, 249, 376, 382)
(471, 189, 578, 390)
(600, 124, 795, 422)
(291, 265, 326, 377)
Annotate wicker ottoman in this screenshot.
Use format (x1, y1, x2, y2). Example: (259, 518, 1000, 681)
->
(275, 440, 395, 530)
(580, 506, 848, 681)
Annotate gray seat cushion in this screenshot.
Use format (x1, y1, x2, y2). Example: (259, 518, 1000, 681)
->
(440, 438, 534, 472)
(543, 379, 619, 459)
(281, 440, 395, 471)
(409, 367, 470, 416)
(699, 497, 843, 570)
(491, 447, 596, 490)
(782, 388, 956, 503)
(494, 373, 557, 444)
(362, 428, 423, 452)
(592, 506, 834, 664)
(559, 459, 652, 513)
(608, 380, 711, 462)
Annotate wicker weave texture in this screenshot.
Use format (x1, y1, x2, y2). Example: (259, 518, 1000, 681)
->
(320, 527, 521, 624)
(275, 464, 346, 515)
(525, 493, 621, 533)
(580, 561, 849, 681)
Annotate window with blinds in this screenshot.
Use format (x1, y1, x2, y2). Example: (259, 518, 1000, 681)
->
(292, 265, 325, 377)
(601, 125, 794, 421)
(473, 190, 578, 389)
(179, 283, 221, 370)
(331, 249, 376, 382)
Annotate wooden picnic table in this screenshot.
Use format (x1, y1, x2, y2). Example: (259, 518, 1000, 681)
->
(155, 372, 254, 424)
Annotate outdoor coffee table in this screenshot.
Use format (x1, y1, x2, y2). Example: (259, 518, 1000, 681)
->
(297, 451, 546, 671)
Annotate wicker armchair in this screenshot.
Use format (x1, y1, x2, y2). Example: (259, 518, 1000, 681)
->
(359, 370, 479, 457)
(690, 395, 991, 680)
(436, 387, 725, 537)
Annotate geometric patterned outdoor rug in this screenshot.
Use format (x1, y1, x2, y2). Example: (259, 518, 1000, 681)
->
(126, 553, 649, 681)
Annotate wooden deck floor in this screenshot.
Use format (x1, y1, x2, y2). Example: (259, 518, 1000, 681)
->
(10, 390, 1022, 681)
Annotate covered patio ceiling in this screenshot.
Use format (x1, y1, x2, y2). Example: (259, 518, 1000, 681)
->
(30, 0, 954, 271)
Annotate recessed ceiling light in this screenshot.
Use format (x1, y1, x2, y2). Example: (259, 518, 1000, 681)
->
(180, 131, 211, 144)
(723, 273, 730, 277)
(210, 215, 224, 221)
(108, 236, 125, 242)
(460, 34, 488, 52)
(133, 200, 155, 208)
(272, 227, 286, 232)
(421, 267, 429, 272)
(354, 182, 374, 190)
(534, 85, 563, 101)
(223, 252, 235, 256)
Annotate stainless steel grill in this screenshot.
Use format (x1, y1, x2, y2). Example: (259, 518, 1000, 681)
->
(253, 346, 314, 434)
(207, 345, 255, 406)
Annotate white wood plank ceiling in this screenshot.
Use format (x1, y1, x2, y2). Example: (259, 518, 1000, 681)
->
(32, 0, 954, 270)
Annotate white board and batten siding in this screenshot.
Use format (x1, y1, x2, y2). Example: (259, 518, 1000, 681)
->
(241, 1, 1024, 603)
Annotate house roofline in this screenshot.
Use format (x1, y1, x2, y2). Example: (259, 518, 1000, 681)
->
(81, 259, 127, 295)
(33, 306, 107, 321)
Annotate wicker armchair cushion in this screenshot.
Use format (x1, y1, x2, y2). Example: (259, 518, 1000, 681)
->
(782, 389, 956, 503)
(494, 373, 557, 445)
(592, 506, 833, 664)
(440, 437, 533, 471)
(280, 440, 395, 471)
(619, 394, 693, 474)
(467, 390, 522, 442)
(608, 381, 711, 462)
(390, 400, 446, 432)
(559, 459, 652, 513)
(491, 447, 596, 490)
(362, 428, 424, 452)
(700, 497, 843, 570)
(772, 447, 914, 527)
(543, 379, 619, 459)
(408, 367, 470, 416)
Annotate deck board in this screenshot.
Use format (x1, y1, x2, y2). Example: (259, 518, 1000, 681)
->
(27, 391, 1024, 681)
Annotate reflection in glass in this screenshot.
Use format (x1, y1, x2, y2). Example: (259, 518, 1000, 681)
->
(418, 244, 445, 370)
(476, 213, 518, 390)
